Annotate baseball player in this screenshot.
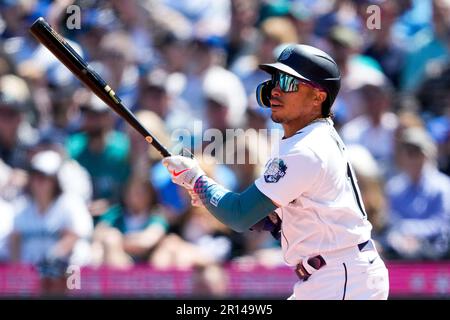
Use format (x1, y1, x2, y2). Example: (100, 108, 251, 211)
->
(162, 44, 389, 300)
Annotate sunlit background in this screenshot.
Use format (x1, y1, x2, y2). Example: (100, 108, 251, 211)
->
(0, 0, 449, 299)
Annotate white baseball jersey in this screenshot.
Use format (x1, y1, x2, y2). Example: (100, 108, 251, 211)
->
(255, 118, 372, 266)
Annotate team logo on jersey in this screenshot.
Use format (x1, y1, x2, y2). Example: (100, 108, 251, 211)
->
(264, 158, 287, 183)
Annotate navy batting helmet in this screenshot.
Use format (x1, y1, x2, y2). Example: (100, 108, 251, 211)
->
(256, 44, 341, 115)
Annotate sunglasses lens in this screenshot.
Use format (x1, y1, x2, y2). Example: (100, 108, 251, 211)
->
(281, 73, 299, 92)
(272, 72, 299, 92)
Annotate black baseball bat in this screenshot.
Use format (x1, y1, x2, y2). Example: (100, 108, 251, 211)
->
(29, 17, 172, 158)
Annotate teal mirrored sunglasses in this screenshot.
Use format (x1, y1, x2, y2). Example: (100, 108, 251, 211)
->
(271, 72, 323, 93)
(272, 72, 299, 92)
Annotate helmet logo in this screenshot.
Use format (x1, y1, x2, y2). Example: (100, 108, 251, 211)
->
(279, 47, 294, 61)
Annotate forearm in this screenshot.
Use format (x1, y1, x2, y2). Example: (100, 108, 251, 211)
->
(194, 176, 277, 232)
(51, 231, 79, 258)
(123, 226, 166, 256)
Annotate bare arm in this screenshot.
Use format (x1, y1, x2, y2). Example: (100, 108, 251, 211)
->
(49, 230, 79, 259)
(123, 224, 166, 257)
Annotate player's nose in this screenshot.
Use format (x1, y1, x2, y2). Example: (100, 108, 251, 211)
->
(271, 84, 282, 97)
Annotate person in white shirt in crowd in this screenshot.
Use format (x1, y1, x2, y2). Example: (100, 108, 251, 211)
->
(9, 150, 93, 295)
(340, 83, 398, 177)
(384, 127, 450, 260)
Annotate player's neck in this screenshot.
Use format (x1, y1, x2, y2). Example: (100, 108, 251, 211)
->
(282, 115, 324, 138)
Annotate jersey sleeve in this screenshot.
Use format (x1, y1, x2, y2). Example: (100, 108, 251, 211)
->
(254, 147, 323, 207)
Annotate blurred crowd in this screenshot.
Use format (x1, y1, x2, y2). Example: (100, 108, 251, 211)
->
(0, 0, 450, 296)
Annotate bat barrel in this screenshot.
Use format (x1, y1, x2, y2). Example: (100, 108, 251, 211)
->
(29, 17, 172, 158)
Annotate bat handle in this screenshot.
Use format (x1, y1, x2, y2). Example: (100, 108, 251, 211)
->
(145, 136, 172, 157)
(159, 148, 172, 157)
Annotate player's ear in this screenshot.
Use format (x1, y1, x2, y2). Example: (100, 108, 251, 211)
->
(314, 90, 327, 106)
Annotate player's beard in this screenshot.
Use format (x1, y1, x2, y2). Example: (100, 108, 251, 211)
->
(271, 110, 302, 125)
(270, 102, 286, 123)
(270, 109, 288, 123)
(271, 113, 283, 123)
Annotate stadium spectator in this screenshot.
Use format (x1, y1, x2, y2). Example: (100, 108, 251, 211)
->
(92, 175, 169, 268)
(384, 127, 450, 259)
(347, 145, 389, 254)
(414, 61, 450, 174)
(0, 153, 27, 206)
(314, 0, 363, 38)
(25, 135, 93, 206)
(180, 36, 247, 129)
(325, 25, 388, 125)
(109, 0, 157, 69)
(37, 84, 82, 147)
(65, 94, 131, 218)
(191, 263, 229, 298)
(400, 0, 450, 92)
(0, 0, 40, 39)
(0, 0, 449, 299)
(230, 16, 299, 97)
(161, 0, 231, 39)
(74, 9, 115, 62)
(226, 0, 260, 66)
(9, 150, 93, 294)
(340, 83, 399, 176)
(222, 129, 268, 192)
(0, 74, 36, 169)
(392, 110, 426, 172)
(136, 68, 192, 132)
(363, 1, 406, 88)
(155, 31, 191, 74)
(0, 48, 16, 76)
(244, 98, 273, 132)
(288, 1, 321, 47)
(125, 110, 169, 175)
(150, 206, 239, 270)
(92, 31, 140, 111)
(0, 74, 35, 207)
(429, 114, 450, 175)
